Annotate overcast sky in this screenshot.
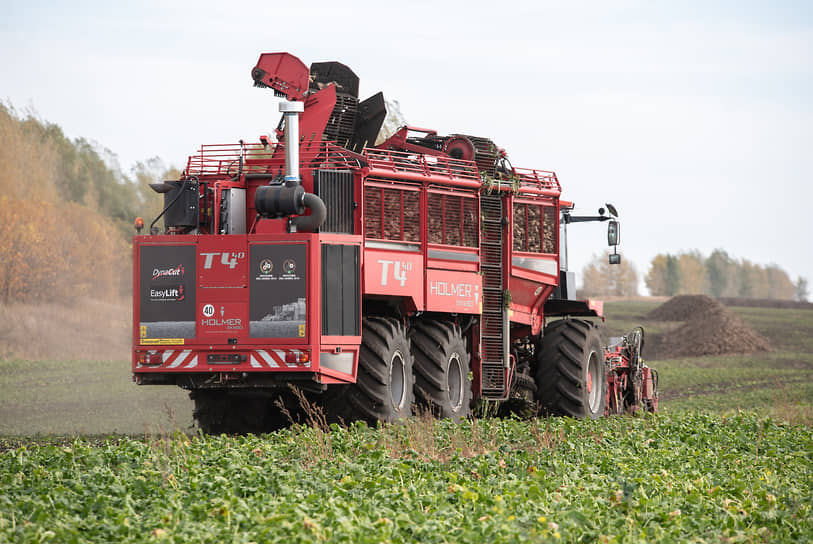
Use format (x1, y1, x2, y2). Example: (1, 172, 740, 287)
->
(3, 1, 811, 291)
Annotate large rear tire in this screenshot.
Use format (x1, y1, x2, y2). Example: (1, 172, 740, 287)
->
(535, 319, 606, 419)
(324, 317, 414, 424)
(411, 320, 472, 422)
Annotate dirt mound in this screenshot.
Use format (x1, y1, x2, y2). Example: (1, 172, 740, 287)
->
(647, 295, 772, 358)
(646, 294, 724, 321)
(659, 309, 772, 358)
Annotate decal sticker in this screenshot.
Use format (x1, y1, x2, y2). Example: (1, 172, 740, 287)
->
(201, 251, 246, 270)
(140, 338, 185, 345)
(139, 245, 196, 339)
(250, 244, 307, 338)
(378, 259, 412, 287)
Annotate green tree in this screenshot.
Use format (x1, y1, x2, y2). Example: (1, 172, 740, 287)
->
(706, 249, 732, 297)
(664, 255, 681, 296)
(795, 277, 809, 302)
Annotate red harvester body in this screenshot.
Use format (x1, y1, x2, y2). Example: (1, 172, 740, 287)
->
(132, 52, 655, 431)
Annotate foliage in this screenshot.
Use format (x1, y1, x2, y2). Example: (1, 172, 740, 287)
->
(646, 249, 798, 300)
(795, 277, 809, 303)
(0, 196, 129, 303)
(1, 414, 811, 543)
(0, 102, 168, 303)
(580, 250, 639, 297)
(1, 300, 812, 541)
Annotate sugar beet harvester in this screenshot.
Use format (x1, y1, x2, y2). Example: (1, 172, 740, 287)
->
(133, 52, 657, 432)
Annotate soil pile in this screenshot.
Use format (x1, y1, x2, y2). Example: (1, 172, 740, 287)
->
(647, 294, 722, 321)
(647, 295, 772, 358)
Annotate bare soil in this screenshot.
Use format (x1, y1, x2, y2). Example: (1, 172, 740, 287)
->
(646, 295, 772, 359)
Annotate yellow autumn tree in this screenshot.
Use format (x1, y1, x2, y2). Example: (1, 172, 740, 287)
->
(580, 251, 640, 297)
(0, 103, 139, 304)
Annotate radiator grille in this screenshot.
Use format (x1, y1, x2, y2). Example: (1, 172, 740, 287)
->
(315, 170, 354, 234)
(321, 244, 360, 336)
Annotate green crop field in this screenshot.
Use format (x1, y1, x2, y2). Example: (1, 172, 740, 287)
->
(1, 414, 810, 542)
(1, 300, 811, 542)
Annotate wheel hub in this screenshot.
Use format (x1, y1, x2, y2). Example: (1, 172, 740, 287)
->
(390, 350, 406, 410)
(447, 352, 464, 411)
(587, 350, 601, 413)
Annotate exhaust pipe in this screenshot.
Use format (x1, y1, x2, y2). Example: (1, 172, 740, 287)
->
(254, 99, 327, 233)
(279, 101, 304, 182)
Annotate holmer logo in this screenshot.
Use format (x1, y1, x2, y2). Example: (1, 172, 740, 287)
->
(430, 281, 479, 303)
(152, 265, 184, 281)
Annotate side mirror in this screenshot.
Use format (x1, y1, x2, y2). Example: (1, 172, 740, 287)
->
(607, 220, 620, 246)
(609, 253, 621, 265)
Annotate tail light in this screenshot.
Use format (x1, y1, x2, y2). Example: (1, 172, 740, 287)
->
(285, 351, 310, 364)
(137, 351, 162, 366)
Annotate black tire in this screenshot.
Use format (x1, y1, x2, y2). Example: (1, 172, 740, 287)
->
(323, 317, 414, 424)
(535, 319, 606, 419)
(190, 390, 283, 435)
(411, 320, 472, 422)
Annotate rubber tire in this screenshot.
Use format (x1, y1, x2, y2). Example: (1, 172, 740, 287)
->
(535, 319, 606, 419)
(324, 317, 415, 424)
(190, 390, 281, 435)
(411, 320, 472, 422)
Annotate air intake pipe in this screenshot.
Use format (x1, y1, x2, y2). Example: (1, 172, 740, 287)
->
(253, 100, 326, 232)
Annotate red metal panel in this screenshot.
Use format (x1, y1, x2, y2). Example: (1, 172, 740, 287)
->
(363, 248, 424, 307)
(198, 237, 248, 288)
(425, 269, 482, 314)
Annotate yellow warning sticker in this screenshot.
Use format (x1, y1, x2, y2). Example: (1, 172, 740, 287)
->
(141, 338, 185, 346)
(298, 324, 306, 337)
(140, 325, 147, 338)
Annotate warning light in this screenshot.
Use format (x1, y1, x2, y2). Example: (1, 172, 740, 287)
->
(134, 217, 144, 233)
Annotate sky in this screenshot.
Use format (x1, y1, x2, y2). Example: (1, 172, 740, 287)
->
(2, 1, 812, 291)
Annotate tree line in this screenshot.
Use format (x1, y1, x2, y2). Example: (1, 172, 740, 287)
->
(0, 103, 173, 304)
(579, 248, 808, 301)
(645, 249, 807, 300)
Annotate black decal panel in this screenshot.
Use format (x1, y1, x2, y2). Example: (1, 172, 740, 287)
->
(139, 245, 196, 339)
(250, 243, 307, 338)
